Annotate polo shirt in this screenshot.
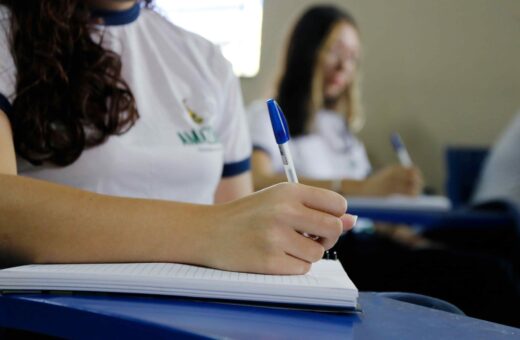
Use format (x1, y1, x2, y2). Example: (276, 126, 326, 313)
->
(0, 3, 251, 204)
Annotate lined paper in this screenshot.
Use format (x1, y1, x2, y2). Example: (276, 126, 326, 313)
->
(0, 260, 358, 310)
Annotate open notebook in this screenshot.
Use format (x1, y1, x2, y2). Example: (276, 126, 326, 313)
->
(0, 259, 358, 312)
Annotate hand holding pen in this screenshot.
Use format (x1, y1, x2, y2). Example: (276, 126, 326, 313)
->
(362, 132, 422, 196)
(266, 99, 357, 241)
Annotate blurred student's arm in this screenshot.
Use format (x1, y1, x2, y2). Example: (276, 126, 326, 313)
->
(252, 149, 423, 196)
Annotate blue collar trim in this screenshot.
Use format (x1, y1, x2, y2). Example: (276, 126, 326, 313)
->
(91, 2, 141, 26)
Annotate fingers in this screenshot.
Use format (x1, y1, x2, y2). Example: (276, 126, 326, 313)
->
(263, 254, 312, 275)
(341, 214, 357, 233)
(296, 184, 348, 217)
(282, 205, 343, 243)
(404, 166, 424, 195)
(392, 166, 423, 196)
(282, 229, 325, 263)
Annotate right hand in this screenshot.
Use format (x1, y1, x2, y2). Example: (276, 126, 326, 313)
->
(201, 183, 356, 275)
(362, 164, 424, 196)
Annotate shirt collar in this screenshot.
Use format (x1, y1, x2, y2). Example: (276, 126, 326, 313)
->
(91, 2, 141, 26)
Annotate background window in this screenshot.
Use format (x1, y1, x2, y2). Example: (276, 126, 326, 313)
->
(154, 0, 264, 77)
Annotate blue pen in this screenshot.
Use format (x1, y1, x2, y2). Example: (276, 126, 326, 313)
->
(266, 99, 299, 183)
(390, 132, 413, 167)
(267, 99, 320, 240)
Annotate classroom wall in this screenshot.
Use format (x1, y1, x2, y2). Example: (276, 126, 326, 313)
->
(240, 0, 520, 193)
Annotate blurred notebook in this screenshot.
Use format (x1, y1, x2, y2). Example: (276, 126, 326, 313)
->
(347, 195, 451, 211)
(0, 259, 358, 312)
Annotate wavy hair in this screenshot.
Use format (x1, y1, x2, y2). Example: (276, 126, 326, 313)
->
(0, 0, 151, 166)
(276, 5, 363, 137)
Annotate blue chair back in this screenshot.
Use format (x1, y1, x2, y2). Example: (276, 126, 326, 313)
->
(445, 147, 489, 208)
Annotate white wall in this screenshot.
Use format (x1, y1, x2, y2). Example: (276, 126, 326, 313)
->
(240, 0, 520, 193)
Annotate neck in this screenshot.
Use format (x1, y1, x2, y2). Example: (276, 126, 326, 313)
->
(86, 0, 137, 11)
(324, 97, 340, 111)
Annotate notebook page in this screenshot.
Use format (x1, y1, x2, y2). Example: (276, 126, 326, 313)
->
(4, 260, 350, 289)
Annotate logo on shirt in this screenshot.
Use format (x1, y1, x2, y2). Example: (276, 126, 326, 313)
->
(187, 105, 205, 125)
(177, 100, 219, 146)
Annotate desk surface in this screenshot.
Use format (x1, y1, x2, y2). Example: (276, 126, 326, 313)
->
(348, 204, 515, 229)
(1, 292, 518, 339)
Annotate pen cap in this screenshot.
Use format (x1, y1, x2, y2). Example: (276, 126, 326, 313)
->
(266, 99, 290, 144)
(390, 132, 404, 150)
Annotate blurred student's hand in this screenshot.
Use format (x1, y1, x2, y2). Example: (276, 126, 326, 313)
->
(203, 183, 356, 275)
(362, 165, 424, 196)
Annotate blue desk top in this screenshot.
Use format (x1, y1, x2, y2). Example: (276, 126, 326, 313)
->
(1, 292, 518, 339)
(348, 205, 515, 229)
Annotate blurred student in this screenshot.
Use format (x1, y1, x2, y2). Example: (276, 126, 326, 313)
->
(247, 5, 520, 326)
(247, 6, 423, 197)
(0, 0, 357, 275)
(473, 111, 520, 210)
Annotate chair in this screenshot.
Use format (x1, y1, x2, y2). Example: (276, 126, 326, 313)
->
(445, 146, 488, 208)
(377, 292, 465, 315)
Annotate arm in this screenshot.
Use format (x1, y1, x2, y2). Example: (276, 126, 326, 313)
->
(214, 171, 253, 203)
(252, 150, 423, 196)
(0, 109, 16, 174)
(251, 149, 366, 194)
(0, 110, 355, 274)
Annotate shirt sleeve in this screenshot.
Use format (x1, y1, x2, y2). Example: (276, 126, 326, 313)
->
(472, 112, 520, 207)
(210, 48, 252, 178)
(0, 8, 16, 114)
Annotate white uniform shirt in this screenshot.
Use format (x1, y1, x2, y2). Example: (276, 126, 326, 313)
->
(472, 112, 520, 209)
(0, 4, 251, 204)
(247, 100, 371, 180)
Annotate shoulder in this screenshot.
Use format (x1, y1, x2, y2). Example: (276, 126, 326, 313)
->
(246, 100, 271, 125)
(492, 112, 520, 152)
(246, 100, 268, 115)
(140, 9, 228, 69)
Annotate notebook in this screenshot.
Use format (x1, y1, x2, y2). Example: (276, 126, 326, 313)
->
(0, 259, 358, 312)
(347, 194, 451, 211)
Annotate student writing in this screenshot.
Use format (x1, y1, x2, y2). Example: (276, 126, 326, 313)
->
(247, 6, 423, 197)
(0, 0, 356, 274)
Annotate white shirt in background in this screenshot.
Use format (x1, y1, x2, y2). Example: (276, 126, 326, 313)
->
(247, 100, 371, 180)
(472, 112, 520, 209)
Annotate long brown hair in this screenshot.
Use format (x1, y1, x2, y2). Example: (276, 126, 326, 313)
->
(276, 5, 363, 137)
(1, 0, 146, 166)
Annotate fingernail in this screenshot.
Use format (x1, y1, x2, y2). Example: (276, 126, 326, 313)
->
(352, 215, 358, 226)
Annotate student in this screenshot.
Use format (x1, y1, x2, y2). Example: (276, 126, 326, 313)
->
(472, 111, 520, 210)
(247, 5, 423, 197)
(0, 0, 357, 274)
(247, 5, 520, 327)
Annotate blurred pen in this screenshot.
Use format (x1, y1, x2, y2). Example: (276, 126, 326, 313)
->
(390, 132, 413, 167)
(266, 99, 299, 183)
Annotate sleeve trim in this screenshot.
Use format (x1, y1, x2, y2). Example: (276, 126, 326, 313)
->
(222, 157, 251, 177)
(0, 93, 12, 114)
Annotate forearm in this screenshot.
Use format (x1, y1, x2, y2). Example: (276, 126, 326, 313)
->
(0, 174, 212, 266)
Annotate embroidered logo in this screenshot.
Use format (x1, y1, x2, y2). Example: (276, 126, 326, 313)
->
(185, 101, 205, 125)
(177, 100, 219, 146)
